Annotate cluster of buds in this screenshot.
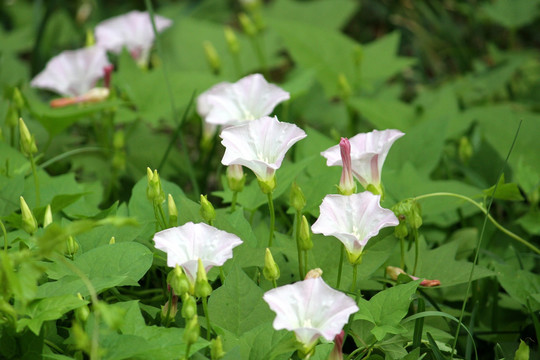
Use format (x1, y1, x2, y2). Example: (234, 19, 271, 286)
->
(391, 199, 422, 240)
(146, 167, 165, 204)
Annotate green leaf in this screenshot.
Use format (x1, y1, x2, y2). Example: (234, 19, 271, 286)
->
(483, 174, 524, 201)
(208, 265, 274, 336)
(494, 263, 540, 311)
(355, 281, 421, 340)
(514, 340, 530, 360)
(37, 242, 153, 298)
(482, 0, 540, 29)
(16, 294, 87, 335)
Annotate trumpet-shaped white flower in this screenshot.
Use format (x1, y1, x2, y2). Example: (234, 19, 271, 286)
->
(95, 10, 172, 65)
(30, 46, 111, 97)
(197, 73, 290, 127)
(263, 277, 358, 352)
(153, 222, 242, 283)
(220, 116, 306, 183)
(311, 192, 399, 264)
(321, 129, 404, 194)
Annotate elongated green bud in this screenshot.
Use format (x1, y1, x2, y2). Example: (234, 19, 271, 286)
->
(181, 294, 197, 320)
(109, 236, 116, 244)
(66, 236, 79, 256)
(227, 165, 245, 193)
(203, 41, 221, 74)
(19, 118, 37, 157)
(338, 73, 352, 99)
(211, 335, 226, 360)
(290, 182, 306, 212)
(168, 194, 178, 228)
(238, 13, 257, 37)
(161, 295, 178, 323)
(146, 168, 165, 204)
(200, 195, 216, 224)
(20, 196, 37, 235)
(194, 259, 212, 298)
(75, 293, 90, 323)
(183, 315, 200, 345)
(43, 204, 53, 228)
(169, 265, 190, 296)
(12, 88, 24, 110)
(263, 248, 280, 281)
(299, 215, 313, 251)
(224, 26, 240, 54)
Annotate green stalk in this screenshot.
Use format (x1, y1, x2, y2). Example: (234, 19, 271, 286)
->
(303, 250, 308, 277)
(413, 192, 540, 255)
(400, 237, 405, 270)
(1, 221, 7, 251)
(351, 264, 358, 292)
(412, 228, 419, 276)
(39, 147, 105, 169)
(267, 193, 275, 247)
(202, 296, 212, 341)
(337, 246, 344, 289)
(29, 153, 40, 207)
(295, 210, 304, 279)
(230, 191, 238, 213)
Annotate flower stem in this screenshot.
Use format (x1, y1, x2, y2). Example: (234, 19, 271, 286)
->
(230, 191, 238, 213)
(412, 228, 419, 276)
(29, 153, 40, 207)
(295, 210, 304, 279)
(267, 193, 275, 247)
(337, 246, 344, 289)
(272, 279, 277, 288)
(351, 264, 358, 292)
(202, 296, 212, 341)
(1, 221, 7, 251)
(400, 237, 405, 270)
(303, 250, 308, 277)
(413, 192, 540, 255)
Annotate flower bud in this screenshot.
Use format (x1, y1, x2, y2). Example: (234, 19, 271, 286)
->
(20, 196, 37, 235)
(161, 294, 178, 323)
(227, 165, 246, 193)
(19, 118, 37, 157)
(299, 215, 313, 251)
(238, 13, 257, 37)
(200, 195, 216, 224)
(263, 248, 280, 282)
(224, 26, 240, 54)
(386, 266, 406, 281)
(290, 182, 306, 212)
(75, 293, 90, 323)
(181, 294, 197, 320)
(304, 268, 323, 280)
(338, 73, 352, 100)
(109, 236, 116, 244)
(103, 64, 114, 89)
(12, 88, 24, 110)
(169, 265, 190, 296)
(210, 335, 226, 360)
(194, 259, 212, 298)
(168, 194, 178, 228)
(329, 330, 345, 360)
(66, 236, 79, 256)
(258, 176, 276, 194)
(183, 315, 200, 345)
(394, 221, 408, 240)
(337, 138, 356, 196)
(5, 103, 18, 128)
(203, 41, 221, 75)
(82, 87, 110, 103)
(458, 136, 473, 164)
(146, 168, 165, 204)
(43, 204, 53, 228)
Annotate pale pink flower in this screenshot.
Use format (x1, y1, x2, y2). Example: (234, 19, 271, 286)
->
(311, 192, 399, 264)
(153, 222, 242, 284)
(263, 277, 358, 352)
(321, 130, 404, 194)
(95, 10, 172, 65)
(220, 116, 306, 183)
(197, 74, 290, 127)
(30, 46, 111, 97)
(338, 137, 356, 195)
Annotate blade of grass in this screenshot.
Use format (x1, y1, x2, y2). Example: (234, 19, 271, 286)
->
(527, 298, 540, 346)
(494, 343, 506, 359)
(465, 302, 478, 360)
(426, 332, 445, 360)
(450, 120, 522, 358)
(413, 297, 425, 349)
(145, 0, 200, 195)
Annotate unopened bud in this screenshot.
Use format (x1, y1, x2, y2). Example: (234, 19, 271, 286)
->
(146, 168, 165, 204)
(169, 265, 190, 296)
(386, 266, 406, 281)
(66, 236, 79, 256)
(337, 137, 356, 195)
(20, 196, 37, 235)
(183, 315, 200, 345)
(458, 136, 473, 164)
(299, 215, 313, 250)
(75, 293, 90, 323)
(168, 194, 178, 227)
(224, 26, 240, 54)
(227, 165, 246, 192)
(203, 41, 221, 74)
(290, 182, 306, 212)
(210, 335, 226, 360)
(258, 176, 276, 194)
(181, 294, 197, 320)
(43, 204, 53, 228)
(304, 268, 323, 279)
(161, 295, 178, 323)
(194, 259, 212, 298)
(109, 236, 116, 244)
(12, 88, 24, 110)
(338, 73, 352, 100)
(238, 13, 257, 37)
(82, 87, 110, 103)
(19, 118, 37, 157)
(200, 195, 216, 224)
(263, 248, 280, 281)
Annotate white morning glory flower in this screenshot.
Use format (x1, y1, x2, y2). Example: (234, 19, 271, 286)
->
(95, 10, 172, 66)
(311, 192, 399, 264)
(153, 222, 243, 284)
(30, 46, 111, 97)
(263, 276, 358, 353)
(321, 129, 404, 195)
(220, 116, 306, 184)
(197, 73, 290, 127)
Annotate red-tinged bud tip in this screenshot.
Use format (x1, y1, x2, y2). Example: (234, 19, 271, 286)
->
(103, 64, 114, 88)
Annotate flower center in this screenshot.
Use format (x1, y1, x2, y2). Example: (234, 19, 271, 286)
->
(351, 224, 363, 240)
(302, 318, 313, 328)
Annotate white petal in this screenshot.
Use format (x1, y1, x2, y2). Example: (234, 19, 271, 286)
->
(153, 222, 242, 283)
(31, 46, 110, 97)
